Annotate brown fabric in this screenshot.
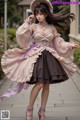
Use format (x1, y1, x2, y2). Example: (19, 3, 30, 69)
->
(27, 50, 69, 84)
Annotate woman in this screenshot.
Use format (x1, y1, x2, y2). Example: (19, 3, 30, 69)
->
(0, 0, 79, 119)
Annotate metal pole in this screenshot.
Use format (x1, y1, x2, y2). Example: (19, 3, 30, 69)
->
(4, 0, 7, 51)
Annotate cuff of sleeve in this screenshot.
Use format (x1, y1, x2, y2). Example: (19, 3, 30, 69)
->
(68, 43, 75, 50)
(54, 33, 61, 39)
(24, 18, 31, 24)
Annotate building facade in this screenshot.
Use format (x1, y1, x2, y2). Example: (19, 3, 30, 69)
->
(69, 0, 80, 43)
(18, 0, 32, 21)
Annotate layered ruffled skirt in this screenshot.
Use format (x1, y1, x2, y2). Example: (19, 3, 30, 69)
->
(27, 50, 68, 84)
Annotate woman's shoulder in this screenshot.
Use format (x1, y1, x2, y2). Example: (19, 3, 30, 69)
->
(49, 25, 57, 32)
(49, 25, 61, 37)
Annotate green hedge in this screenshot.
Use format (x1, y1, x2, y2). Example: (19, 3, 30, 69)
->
(7, 28, 16, 40)
(1, 28, 16, 41)
(74, 47, 80, 67)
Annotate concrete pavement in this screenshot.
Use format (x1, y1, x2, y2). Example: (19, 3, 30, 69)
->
(0, 70, 80, 120)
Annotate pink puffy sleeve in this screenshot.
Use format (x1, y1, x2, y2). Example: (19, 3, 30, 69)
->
(53, 36, 76, 57)
(52, 26, 76, 57)
(16, 19, 35, 49)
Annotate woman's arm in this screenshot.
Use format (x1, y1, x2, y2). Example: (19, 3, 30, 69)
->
(52, 26, 79, 57)
(16, 15, 35, 49)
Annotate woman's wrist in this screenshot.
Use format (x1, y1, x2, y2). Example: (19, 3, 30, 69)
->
(54, 33, 61, 39)
(68, 43, 76, 49)
(24, 18, 32, 24)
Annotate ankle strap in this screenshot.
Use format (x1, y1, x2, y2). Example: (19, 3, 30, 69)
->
(27, 106, 33, 111)
(39, 107, 45, 112)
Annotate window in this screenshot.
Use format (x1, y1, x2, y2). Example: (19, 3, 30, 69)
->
(26, 9, 32, 18)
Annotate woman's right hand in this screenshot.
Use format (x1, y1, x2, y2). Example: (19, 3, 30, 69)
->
(28, 15, 35, 22)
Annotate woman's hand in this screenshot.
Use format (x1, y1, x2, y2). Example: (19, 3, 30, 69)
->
(28, 15, 35, 22)
(70, 43, 80, 49)
(24, 14, 35, 23)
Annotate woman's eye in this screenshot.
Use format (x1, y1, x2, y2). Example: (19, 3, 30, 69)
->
(35, 13, 43, 16)
(40, 13, 42, 15)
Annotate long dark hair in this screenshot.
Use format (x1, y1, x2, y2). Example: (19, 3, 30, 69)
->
(34, 3, 75, 32)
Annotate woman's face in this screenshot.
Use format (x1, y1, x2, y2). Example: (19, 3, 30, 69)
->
(35, 11, 46, 22)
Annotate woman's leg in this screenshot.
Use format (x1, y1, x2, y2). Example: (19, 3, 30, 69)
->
(26, 83, 44, 119)
(41, 84, 50, 108)
(38, 84, 50, 119)
(28, 83, 44, 108)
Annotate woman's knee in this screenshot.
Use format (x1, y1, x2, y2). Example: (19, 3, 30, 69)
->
(43, 84, 49, 90)
(36, 83, 44, 89)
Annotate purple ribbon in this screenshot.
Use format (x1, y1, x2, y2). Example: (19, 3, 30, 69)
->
(0, 82, 30, 102)
(17, 40, 53, 62)
(17, 43, 37, 62)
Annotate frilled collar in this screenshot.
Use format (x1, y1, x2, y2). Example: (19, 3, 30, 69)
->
(38, 21, 48, 26)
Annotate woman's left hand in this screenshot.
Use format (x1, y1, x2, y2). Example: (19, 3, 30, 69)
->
(70, 43, 80, 49)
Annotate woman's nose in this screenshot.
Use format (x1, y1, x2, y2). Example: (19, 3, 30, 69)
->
(37, 14, 40, 18)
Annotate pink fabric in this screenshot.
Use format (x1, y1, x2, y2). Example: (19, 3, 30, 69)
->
(0, 43, 39, 102)
(17, 43, 37, 62)
(53, 36, 76, 57)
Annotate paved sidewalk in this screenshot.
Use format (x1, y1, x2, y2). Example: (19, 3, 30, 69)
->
(0, 70, 80, 120)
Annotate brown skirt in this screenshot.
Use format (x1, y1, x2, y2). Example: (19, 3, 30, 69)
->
(26, 50, 69, 84)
